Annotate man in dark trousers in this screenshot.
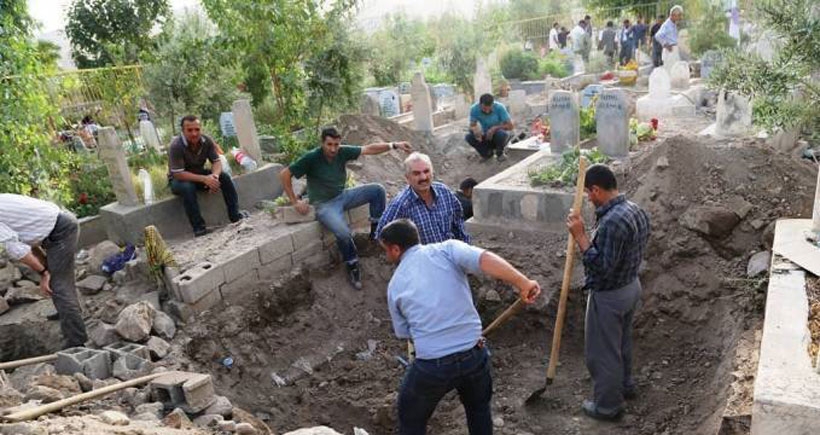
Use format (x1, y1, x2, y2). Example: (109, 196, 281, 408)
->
(380, 219, 541, 434)
(566, 164, 650, 421)
(168, 115, 247, 237)
(650, 15, 665, 67)
(0, 194, 87, 348)
(465, 94, 514, 162)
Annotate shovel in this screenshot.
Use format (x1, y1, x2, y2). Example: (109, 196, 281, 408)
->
(526, 156, 588, 404)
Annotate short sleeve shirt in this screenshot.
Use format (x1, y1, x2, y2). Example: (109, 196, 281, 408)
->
(167, 135, 219, 180)
(469, 102, 511, 133)
(288, 146, 362, 204)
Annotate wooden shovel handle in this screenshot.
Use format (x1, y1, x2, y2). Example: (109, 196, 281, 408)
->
(0, 354, 57, 371)
(546, 156, 588, 381)
(482, 298, 525, 336)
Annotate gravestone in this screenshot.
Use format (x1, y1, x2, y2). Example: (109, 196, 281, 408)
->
(581, 84, 604, 108)
(219, 112, 236, 138)
(716, 91, 752, 137)
(700, 50, 722, 79)
(670, 61, 690, 89)
(595, 89, 630, 158)
(231, 100, 262, 164)
(548, 91, 580, 154)
(648, 68, 672, 99)
(139, 120, 161, 152)
(410, 72, 434, 132)
(398, 82, 411, 94)
(473, 57, 492, 102)
(454, 94, 471, 120)
(572, 55, 585, 75)
(432, 84, 455, 99)
(662, 46, 681, 70)
(507, 90, 527, 116)
(360, 93, 380, 116)
(379, 90, 400, 117)
(97, 127, 139, 206)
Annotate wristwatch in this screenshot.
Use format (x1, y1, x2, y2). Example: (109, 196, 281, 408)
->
(37, 266, 47, 274)
(390, 142, 397, 150)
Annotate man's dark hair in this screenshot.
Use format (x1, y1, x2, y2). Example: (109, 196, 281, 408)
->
(479, 94, 494, 106)
(553, 21, 558, 27)
(584, 15, 591, 20)
(623, 19, 630, 25)
(321, 127, 342, 142)
(584, 164, 618, 191)
(657, 14, 665, 20)
(606, 21, 613, 27)
(459, 177, 478, 191)
(578, 19, 586, 26)
(180, 115, 199, 128)
(379, 219, 420, 251)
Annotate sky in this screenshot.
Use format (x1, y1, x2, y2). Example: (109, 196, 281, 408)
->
(28, 0, 201, 34)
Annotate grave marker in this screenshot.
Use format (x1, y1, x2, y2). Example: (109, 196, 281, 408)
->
(595, 89, 630, 158)
(98, 127, 139, 206)
(670, 61, 690, 89)
(411, 72, 434, 132)
(379, 90, 400, 118)
(360, 93, 380, 116)
(548, 90, 580, 154)
(139, 120, 161, 152)
(473, 57, 492, 102)
(648, 68, 672, 99)
(219, 112, 236, 138)
(507, 90, 527, 116)
(231, 100, 262, 164)
(700, 50, 722, 79)
(716, 90, 752, 137)
(581, 84, 603, 108)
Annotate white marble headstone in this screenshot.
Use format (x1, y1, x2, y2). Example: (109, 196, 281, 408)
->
(595, 89, 630, 158)
(548, 90, 580, 154)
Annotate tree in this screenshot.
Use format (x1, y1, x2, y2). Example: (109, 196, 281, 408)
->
(65, 0, 170, 68)
(35, 40, 61, 70)
(708, 0, 819, 133)
(366, 13, 435, 86)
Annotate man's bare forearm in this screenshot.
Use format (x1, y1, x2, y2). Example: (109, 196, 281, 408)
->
(278, 168, 298, 203)
(19, 252, 46, 272)
(479, 251, 529, 289)
(172, 171, 205, 182)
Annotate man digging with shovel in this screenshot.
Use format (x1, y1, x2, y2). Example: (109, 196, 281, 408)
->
(566, 164, 650, 421)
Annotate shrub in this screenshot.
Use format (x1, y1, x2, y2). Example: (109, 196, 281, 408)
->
(539, 52, 569, 78)
(688, 4, 738, 57)
(528, 147, 608, 187)
(500, 48, 540, 80)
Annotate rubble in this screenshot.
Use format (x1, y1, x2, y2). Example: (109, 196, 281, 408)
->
(114, 301, 155, 342)
(5, 281, 44, 305)
(76, 275, 107, 295)
(151, 310, 177, 340)
(99, 410, 130, 426)
(24, 385, 64, 403)
(87, 320, 119, 348)
(89, 241, 120, 273)
(146, 336, 170, 360)
(162, 407, 194, 429)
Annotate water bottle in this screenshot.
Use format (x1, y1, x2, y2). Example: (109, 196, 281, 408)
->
(138, 169, 154, 205)
(230, 148, 258, 172)
(219, 154, 232, 177)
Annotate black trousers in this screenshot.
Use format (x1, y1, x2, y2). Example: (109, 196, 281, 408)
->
(170, 172, 240, 232)
(42, 212, 87, 347)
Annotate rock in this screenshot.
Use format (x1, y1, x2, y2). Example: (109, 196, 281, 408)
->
(193, 413, 224, 428)
(493, 416, 505, 427)
(135, 402, 165, 419)
(88, 320, 119, 348)
(162, 408, 193, 429)
(18, 264, 41, 284)
(205, 395, 233, 418)
(0, 386, 24, 408)
(132, 412, 160, 422)
(727, 196, 754, 220)
(74, 372, 93, 392)
(0, 423, 48, 435)
(99, 410, 130, 426)
(747, 251, 772, 277)
(680, 206, 740, 238)
(115, 301, 155, 342)
(655, 156, 669, 169)
(353, 429, 370, 435)
(283, 428, 342, 435)
(5, 280, 44, 305)
(236, 422, 259, 435)
(483, 289, 501, 302)
(24, 385, 64, 403)
(146, 336, 171, 360)
(218, 420, 237, 432)
(112, 270, 127, 285)
(0, 296, 9, 315)
(0, 261, 22, 290)
(9, 363, 55, 392)
(90, 241, 120, 273)
(152, 310, 177, 340)
(92, 378, 119, 390)
(77, 275, 107, 295)
(761, 221, 776, 249)
(750, 219, 767, 230)
(32, 373, 81, 395)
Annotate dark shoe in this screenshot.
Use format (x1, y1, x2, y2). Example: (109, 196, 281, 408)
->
(370, 222, 378, 240)
(581, 400, 623, 421)
(46, 312, 60, 321)
(346, 262, 363, 290)
(623, 388, 637, 400)
(496, 154, 508, 162)
(230, 210, 251, 223)
(194, 228, 211, 238)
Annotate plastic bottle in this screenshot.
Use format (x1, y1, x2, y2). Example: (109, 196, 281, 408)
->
(230, 148, 258, 172)
(137, 168, 154, 205)
(219, 154, 232, 177)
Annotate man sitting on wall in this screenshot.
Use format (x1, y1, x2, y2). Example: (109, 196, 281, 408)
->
(465, 94, 514, 162)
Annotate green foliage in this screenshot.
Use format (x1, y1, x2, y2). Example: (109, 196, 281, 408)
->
(580, 103, 597, 139)
(367, 14, 435, 87)
(273, 128, 319, 166)
(539, 51, 570, 78)
(529, 148, 609, 187)
(428, 14, 485, 94)
(35, 40, 61, 71)
(68, 155, 115, 218)
(688, 4, 737, 56)
(500, 48, 541, 80)
(65, 0, 170, 68)
(708, 0, 819, 132)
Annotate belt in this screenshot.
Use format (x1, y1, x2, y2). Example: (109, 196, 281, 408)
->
(417, 338, 486, 366)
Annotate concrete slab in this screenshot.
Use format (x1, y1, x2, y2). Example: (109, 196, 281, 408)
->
(751, 223, 820, 434)
(771, 219, 820, 276)
(78, 215, 107, 248)
(507, 136, 549, 160)
(100, 163, 284, 245)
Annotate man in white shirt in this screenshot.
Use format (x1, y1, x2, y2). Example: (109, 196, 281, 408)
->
(0, 194, 87, 347)
(549, 22, 560, 52)
(570, 20, 591, 63)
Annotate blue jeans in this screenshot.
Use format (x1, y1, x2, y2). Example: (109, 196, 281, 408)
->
(465, 130, 508, 158)
(170, 172, 240, 233)
(398, 345, 493, 435)
(315, 183, 385, 264)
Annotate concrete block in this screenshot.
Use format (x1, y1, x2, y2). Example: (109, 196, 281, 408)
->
(173, 262, 225, 304)
(189, 287, 223, 313)
(290, 222, 323, 248)
(112, 352, 152, 381)
(257, 255, 293, 282)
(221, 248, 261, 283)
(278, 206, 316, 223)
(163, 299, 194, 322)
(258, 233, 295, 265)
(292, 240, 325, 264)
(78, 215, 107, 249)
(347, 205, 371, 228)
(104, 341, 151, 362)
(220, 268, 260, 301)
(56, 347, 112, 380)
(151, 371, 216, 414)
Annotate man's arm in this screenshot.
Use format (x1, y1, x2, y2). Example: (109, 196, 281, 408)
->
(567, 213, 623, 281)
(469, 121, 483, 139)
(278, 167, 310, 214)
(0, 224, 51, 296)
(360, 141, 412, 156)
(478, 251, 540, 303)
(375, 196, 404, 240)
(387, 293, 411, 339)
(448, 192, 470, 243)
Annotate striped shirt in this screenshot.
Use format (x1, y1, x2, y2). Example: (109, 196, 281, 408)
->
(376, 182, 470, 244)
(653, 18, 678, 47)
(582, 195, 650, 292)
(0, 194, 60, 260)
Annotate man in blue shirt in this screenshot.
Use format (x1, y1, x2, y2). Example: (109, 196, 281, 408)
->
(654, 6, 683, 55)
(566, 164, 650, 421)
(376, 152, 469, 244)
(633, 17, 647, 51)
(466, 94, 514, 162)
(618, 19, 635, 66)
(379, 219, 541, 435)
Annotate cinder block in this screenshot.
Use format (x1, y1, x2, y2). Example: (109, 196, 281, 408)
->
(258, 233, 294, 265)
(151, 371, 216, 413)
(292, 240, 325, 264)
(257, 255, 293, 281)
(56, 347, 112, 380)
(347, 205, 371, 227)
(189, 287, 222, 313)
(112, 352, 152, 381)
(173, 262, 225, 304)
(290, 222, 323, 248)
(220, 268, 259, 301)
(105, 342, 151, 362)
(278, 206, 316, 223)
(221, 247, 261, 283)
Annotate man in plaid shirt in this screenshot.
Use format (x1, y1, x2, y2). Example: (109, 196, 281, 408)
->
(376, 153, 470, 244)
(567, 164, 650, 421)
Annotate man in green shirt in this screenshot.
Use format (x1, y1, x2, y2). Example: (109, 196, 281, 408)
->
(279, 127, 412, 289)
